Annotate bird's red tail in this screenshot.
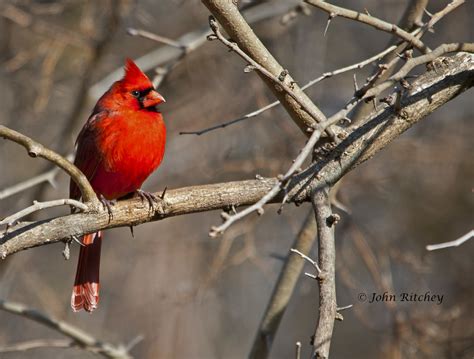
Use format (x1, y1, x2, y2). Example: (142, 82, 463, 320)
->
(71, 232, 102, 312)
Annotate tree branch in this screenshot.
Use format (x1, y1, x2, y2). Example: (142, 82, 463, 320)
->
(426, 229, 474, 251)
(305, 0, 429, 53)
(0, 178, 282, 258)
(0, 299, 131, 358)
(0, 126, 97, 204)
(311, 188, 336, 359)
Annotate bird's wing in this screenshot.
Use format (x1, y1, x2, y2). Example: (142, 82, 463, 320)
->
(69, 111, 108, 200)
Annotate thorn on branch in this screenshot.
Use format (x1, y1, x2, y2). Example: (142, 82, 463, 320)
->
(278, 69, 289, 82)
(324, 12, 336, 36)
(244, 65, 256, 73)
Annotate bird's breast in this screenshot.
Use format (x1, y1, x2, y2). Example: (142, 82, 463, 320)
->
(92, 112, 166, 199)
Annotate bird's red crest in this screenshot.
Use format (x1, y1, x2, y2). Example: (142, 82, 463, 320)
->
(123, 58, 152, 89)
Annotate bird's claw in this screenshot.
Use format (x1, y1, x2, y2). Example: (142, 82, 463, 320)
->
(99, 194, 116, 221)
(136, 189, 159, 209)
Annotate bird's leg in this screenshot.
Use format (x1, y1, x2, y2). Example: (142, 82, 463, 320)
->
(136, 189, 159, 209)
(99, 194, 116, 221)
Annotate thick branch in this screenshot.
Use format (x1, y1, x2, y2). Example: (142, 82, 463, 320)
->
(0, 178, 281, 258)
(311, 188, 336, 359)
(249, 211, 317, 359)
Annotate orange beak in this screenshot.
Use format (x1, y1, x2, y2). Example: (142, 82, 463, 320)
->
(142, 90, 165, 108)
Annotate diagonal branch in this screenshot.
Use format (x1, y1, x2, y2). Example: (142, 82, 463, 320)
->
(0, 300, 131, 358)
(0, 126, 97, 204)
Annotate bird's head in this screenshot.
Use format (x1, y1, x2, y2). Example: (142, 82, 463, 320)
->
(109, 59, 165, 112)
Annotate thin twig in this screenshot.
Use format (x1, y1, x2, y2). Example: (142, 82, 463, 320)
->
(305, 0, 429, 53)
(0, 199, 88, 226)
(290, 248, 322, 274)
(0, 126, 97, 204)
(295, 342, 302, 359)
(0, 339, 74, 353)
(127, 28, 185, 49)
(426, 229, 474, 251)
(0, 300, 131, 359)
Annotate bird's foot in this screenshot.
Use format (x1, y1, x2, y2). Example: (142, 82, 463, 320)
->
(99, 194, 116, 221)
(136, 189, 160, 209)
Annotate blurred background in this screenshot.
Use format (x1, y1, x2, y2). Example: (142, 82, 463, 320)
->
(0, 0, 473, 358)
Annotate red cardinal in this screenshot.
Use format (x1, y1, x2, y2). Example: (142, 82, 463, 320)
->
(69, 59, 166, 312)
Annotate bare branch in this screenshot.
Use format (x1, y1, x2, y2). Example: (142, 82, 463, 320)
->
(311, 188, 336, 359)
(0, 126, 97, 204)
(290, 248, 322, 275)
(0, 339, 73, 353)
(126, 28, 185, 49)
(0, 178, 282, 258)
(0, 199, 88, 227)
(0, 300, 131, 358)
(249, 211, 317, 359)
(426, 229, 474, 251)
(305, 0, 429, 53)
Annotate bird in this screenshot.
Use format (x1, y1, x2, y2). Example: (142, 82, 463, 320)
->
(69, 59, 166, 312)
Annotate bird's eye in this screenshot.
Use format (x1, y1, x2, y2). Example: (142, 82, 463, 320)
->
(131, 90, 140, 98)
